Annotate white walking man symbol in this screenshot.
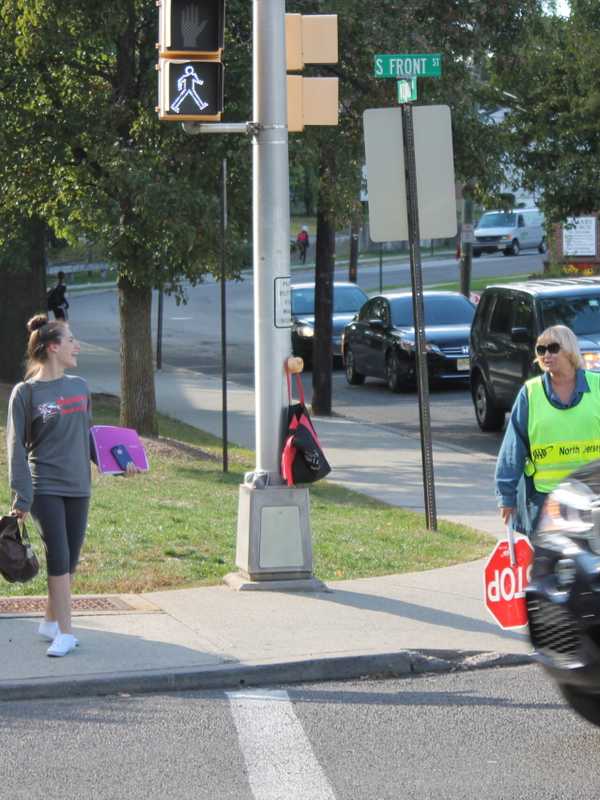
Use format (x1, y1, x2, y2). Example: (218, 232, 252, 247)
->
(171, 65, 209, 114)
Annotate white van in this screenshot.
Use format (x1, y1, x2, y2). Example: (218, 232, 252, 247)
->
(473, 209, 546, 257)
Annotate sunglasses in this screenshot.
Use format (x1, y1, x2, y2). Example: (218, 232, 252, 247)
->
(536, 342, 561, 356)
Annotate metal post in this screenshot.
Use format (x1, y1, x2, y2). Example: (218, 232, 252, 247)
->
(224, 0, 321, 591)
(220, 158, 229, 473)
(401, 104, 437, 530)
(156, 288, 164, 370)
(252, 0, 291, 478)
(460, 191, 473, 298)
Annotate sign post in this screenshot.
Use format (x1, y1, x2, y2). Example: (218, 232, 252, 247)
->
(401, 102, 437, 530)
(368, 53, 449, 531)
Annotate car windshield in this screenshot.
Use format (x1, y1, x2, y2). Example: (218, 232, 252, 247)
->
(390, 295, 475, 327)
(540, 295, 600, 336)
(292, 285, 367, 315)
(478, 213, 517, 229)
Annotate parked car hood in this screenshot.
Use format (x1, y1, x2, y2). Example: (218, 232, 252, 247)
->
(577, 334, 600, 350)
(393, 324, 472, 346)
(474, 226, 511, 237)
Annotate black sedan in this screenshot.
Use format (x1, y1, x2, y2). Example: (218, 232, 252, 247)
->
(342, 291, 475, 391)
(291, 282, 368, 364)
(526, 462, 600, 727)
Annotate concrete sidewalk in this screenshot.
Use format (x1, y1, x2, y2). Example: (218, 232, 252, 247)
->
(0, 343, 529, 701)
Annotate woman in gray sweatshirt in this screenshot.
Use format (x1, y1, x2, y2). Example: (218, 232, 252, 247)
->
(7, 314, 92, 657)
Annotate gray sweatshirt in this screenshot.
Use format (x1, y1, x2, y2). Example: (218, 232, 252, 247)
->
(6, 375, 92, 512)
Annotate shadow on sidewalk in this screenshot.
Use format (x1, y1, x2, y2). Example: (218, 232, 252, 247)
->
(1, 617, 230, 683)
(308, 588, 527, 642)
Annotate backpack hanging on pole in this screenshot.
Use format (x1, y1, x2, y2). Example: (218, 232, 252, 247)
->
(281, 372, 331, 486)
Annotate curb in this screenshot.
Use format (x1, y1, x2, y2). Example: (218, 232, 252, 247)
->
(0, 649, 535, 703)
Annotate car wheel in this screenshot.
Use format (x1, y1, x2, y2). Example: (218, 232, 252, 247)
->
(345, 347, 365, 385)
(386, 350, 409, 393)
(538, 237, 547, 254)
(473, 250, 482, 258)
(559, 684, 600, 728)
(472, 373, 505, 431)
(509, 239, 520, 256)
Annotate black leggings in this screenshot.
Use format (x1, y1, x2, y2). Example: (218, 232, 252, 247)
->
(30, 495, 90, 577)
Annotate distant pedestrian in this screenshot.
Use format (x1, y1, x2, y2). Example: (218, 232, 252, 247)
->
(47, 271, 69, 320)
(6, 315, 137, 657)
(495, 325, 600, 537)
(296, 226, 309, 264)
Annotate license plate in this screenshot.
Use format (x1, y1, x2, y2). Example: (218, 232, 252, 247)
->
(457, 358, 470, 371)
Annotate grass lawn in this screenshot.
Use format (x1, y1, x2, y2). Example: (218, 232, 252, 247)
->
(382, 272, 533, 294)
(0, 386, 492, 596)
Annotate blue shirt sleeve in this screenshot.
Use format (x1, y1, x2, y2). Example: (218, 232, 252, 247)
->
(495, 386, 530, 508)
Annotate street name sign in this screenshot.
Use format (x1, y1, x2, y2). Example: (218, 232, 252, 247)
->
(374, 53, 442, 79)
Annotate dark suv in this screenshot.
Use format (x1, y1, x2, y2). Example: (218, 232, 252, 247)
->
(470, 278, 600, 431)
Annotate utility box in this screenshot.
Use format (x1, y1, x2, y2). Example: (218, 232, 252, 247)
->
(234, 484, 313, 581)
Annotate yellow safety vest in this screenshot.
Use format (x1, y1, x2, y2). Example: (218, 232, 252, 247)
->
(526, 371, 600, 493)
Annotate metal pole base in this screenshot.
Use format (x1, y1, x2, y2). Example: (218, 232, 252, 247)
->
(223, 572, 329, 593)
(228, 484, 323, 587)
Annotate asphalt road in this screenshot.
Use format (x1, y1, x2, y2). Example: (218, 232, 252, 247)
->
(2, 666, 598, 799)
(70, 250, 543, 460)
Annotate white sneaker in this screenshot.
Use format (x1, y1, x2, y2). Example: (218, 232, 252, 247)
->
(38, 620, 59, 642)
(47, 633, 78, 657)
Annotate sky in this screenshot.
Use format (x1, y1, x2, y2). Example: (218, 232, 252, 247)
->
(555, 0, 570, 15)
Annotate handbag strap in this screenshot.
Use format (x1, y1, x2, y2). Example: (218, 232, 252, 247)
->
(286, 371, 305, 406)
(25, 381, 33, 451)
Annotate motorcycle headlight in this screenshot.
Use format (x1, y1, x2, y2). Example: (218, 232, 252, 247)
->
(295, 325, 314, 338)
(537, 479, 600, 554)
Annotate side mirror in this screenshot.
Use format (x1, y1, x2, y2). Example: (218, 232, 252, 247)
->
(511, 326, 530, 344)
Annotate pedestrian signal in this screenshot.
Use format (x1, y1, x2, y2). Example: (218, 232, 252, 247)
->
(158, 59, 224, 121)
(159, 0, 225, 57)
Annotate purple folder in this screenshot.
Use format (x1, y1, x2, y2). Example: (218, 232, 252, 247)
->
(90, 425, 149, 474)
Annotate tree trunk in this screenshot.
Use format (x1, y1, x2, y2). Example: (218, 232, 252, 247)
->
(312, 143, 336, 416)
(117, 275, 157, 435)
(348, 210, 361, 283)
(0, 217, 47, 382)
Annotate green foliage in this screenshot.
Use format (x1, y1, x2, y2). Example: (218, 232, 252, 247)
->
(286, 0, 544, 224)
(492, 3, 600, 221)
(0, 0, 253, 296)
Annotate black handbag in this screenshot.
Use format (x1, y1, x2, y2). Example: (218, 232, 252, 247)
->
(0, 381, 39, 583)
(0, 515, 39, 583)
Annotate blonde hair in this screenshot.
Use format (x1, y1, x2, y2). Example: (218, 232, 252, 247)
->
(535, 325, 583, 370)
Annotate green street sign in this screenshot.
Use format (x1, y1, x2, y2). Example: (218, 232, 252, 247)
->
(374, 53, 442, 79)
(397, 78, 417, 104)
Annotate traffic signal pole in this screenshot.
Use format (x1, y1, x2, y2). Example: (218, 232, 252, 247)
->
(224, 0, 323, 590)
(253, 0, 290, 476)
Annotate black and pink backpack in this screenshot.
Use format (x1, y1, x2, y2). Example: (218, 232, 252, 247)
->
(281, 373, 331, 486)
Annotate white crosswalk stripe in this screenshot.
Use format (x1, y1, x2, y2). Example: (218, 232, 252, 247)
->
(227, 688, 337, 800)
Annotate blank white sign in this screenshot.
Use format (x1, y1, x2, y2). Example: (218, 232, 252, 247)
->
(363, 105, 457, 242)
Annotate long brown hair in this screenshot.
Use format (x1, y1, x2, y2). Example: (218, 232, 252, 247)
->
(24, 314, 66, 379)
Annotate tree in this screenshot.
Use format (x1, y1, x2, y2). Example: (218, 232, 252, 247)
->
(288, 0, 544, 414)
(491, 2, 600, 222)
(0, 216, 47, 382)
(0, 0, 253, 432)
